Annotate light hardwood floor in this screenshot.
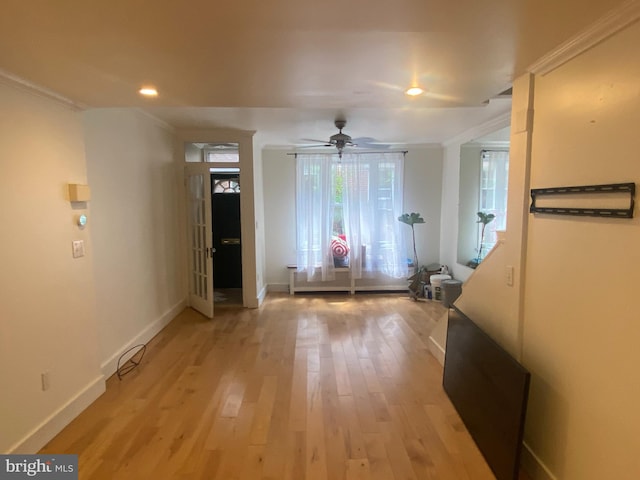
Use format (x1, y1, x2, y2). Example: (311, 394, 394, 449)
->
(41, 293, 529, 479)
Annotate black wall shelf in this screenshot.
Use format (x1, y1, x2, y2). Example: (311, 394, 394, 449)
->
(529, 182, 635, 218)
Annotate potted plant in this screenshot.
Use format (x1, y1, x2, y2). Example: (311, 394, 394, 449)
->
(398, 212, 427, 299)
(469, 211, 495, 267)
(398, 212, 425, 269)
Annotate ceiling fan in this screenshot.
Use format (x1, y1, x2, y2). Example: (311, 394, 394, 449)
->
(299, 118, 390, 158)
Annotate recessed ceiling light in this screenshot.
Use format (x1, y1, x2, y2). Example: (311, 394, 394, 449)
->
(405, 86, 424, 96)
(139, 87, 158, 97)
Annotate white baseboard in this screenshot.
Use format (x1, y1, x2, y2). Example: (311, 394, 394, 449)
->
(7, 375, 105, 454)
(100, 298, 187, 378)
(428, 336, 446, 365)
(257, 285, 268, 306)
(521, 442, 557, 480)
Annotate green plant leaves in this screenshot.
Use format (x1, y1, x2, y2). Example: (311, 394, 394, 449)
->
(398, 212, 425, 226)
(476, 211, 495, 225)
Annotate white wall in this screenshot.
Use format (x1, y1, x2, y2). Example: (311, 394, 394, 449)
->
(262, 149, 296, 289)
(440, 140, 467, 279)
(457, 145, 482, 265)
(521, 20, 640, 480)
(433, 15, 640, 480)
(262, 146, 444, 289)
(0, 80, 104, 453)
(83, 109, 186, 376)
(403, 146, 443, 268)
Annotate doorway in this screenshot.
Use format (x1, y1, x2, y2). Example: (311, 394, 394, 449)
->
(211, 173, 243, 305)
(181, 131, 259, 314)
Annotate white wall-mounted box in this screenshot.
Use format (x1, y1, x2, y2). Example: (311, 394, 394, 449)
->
(68, 184, 90, 202)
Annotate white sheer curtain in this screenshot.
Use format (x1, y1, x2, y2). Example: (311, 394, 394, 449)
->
(296, 151, 407, 283)
(296, 153, 335, 282)
(479, 150, 509, 256)
(342, 152, 407, 279)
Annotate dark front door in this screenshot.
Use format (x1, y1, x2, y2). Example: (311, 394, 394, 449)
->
(211, 174, 242, 288)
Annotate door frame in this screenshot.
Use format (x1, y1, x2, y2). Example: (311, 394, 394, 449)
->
(176, 128, 259, 309)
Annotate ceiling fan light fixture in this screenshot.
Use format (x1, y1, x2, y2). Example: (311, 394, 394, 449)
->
(405, 86, 424, 96)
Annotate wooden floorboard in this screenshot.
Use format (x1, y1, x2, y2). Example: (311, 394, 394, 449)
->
(40, 293, 531, 480)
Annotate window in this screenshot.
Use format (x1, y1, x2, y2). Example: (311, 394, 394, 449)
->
(478, 150, 509, 258)
(213, 178, 240, 193)
(205, 143, 239, 163)
(205, 150, 239, 163)
(296, 152, 407, 281)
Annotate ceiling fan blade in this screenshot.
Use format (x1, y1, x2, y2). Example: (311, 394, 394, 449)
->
(300, 138, 333, 145)
(352, 137, 392, 149)
(352, 137, 378, 144)
(296, 144, 334, 149)
(355, 144, 392, 150)
(299, 119, 393, 152)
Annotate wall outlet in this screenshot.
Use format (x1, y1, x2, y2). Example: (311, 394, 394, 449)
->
(506, 265, 514, 287)
(41, 371, 50, 391)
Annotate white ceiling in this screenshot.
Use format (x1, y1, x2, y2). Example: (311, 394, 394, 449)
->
(0, 0, 625, 146)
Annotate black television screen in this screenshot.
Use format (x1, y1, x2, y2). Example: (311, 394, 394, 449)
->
(443, 306, 530, 480)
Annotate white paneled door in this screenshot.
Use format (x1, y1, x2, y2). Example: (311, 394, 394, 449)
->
(185, 164, 214, 318)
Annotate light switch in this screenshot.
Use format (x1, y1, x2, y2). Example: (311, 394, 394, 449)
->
(506, 265, 514, 286)
(72, 240, 85, 258)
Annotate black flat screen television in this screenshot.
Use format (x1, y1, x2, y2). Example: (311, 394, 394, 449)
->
(443, 306, 530, 480)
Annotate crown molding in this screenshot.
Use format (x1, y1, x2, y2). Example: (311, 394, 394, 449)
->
(0, 68, 86, 110)
(132, 108, 176, 132)
(462, 141, 510, 149)
(528, 0, 640, 76)
(176, 128, 257, 143)
(442, 111, 511, 148)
